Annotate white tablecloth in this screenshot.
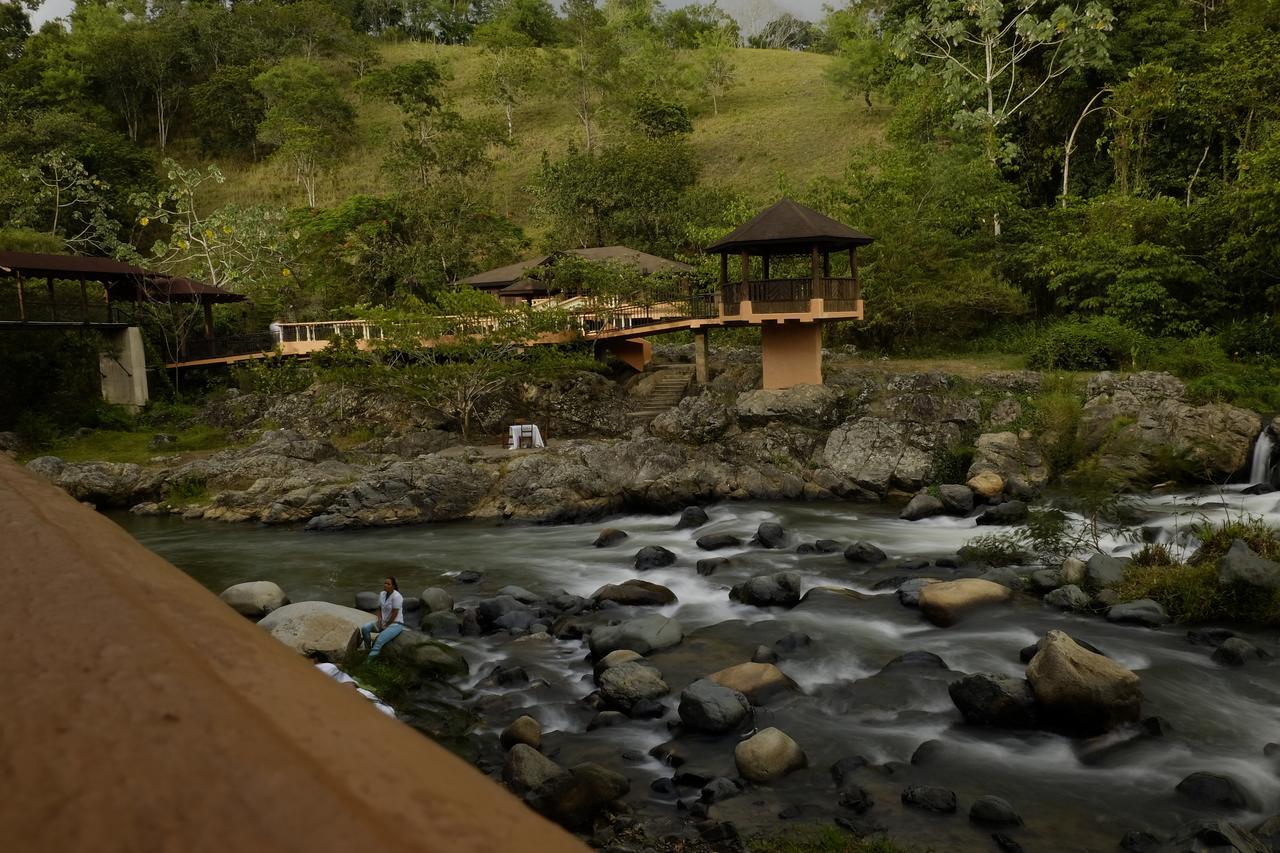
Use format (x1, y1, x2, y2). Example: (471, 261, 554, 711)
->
(508, 424, 545, 449)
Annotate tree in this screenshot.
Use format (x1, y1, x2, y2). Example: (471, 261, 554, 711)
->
(0, 1, 32, 71)
(477, 0, 559, 46)
(750, 13, 817, 50)
(132, 15, 187, 150)
(556, 0, 620, 152)
(19, 149, 123, 253)
(694, 26, 737, 115)
(253, 60, 355, 207)
(477, 44, 539, 138)
(190, 64, 266, 157)
(658, 2, 739, 49)
(822, 2, 889, 109)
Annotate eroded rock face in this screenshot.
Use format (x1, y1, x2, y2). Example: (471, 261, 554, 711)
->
(734, 727, 806, 783)
(822, 417, 945, 497)
(1026, 630, 1142, 734)
(650, 394, 737, 445)
(735, 385, 844, 428)
(917, 579, 1013, 627)
(219, 581, 289, 619)
(968, 432, 1049, 490)
(258, 601, 369, 663)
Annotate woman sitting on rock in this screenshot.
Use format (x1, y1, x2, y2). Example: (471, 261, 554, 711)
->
(360, 576, 405, 659)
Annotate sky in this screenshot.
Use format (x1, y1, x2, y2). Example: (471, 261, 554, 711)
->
(29, 0, 829, 29)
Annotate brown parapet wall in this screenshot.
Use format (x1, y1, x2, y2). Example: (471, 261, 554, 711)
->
(0, 458, 585, 853)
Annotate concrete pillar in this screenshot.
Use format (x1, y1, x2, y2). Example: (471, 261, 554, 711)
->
(100, 326, 149, 410)
(693, 327, 709, 384)
(761, 322, 822, 390)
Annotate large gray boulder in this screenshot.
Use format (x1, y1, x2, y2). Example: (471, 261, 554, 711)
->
(730, 572, 801, 608)
(503, 744, 567, 796)
(1086, 553, 1129, 589)
(735, 727, 807, 783)
(598, 661, 669, 711)
(420, 587, 453, 614)
(822, 416, 952, 496)
(948, 673, 1037, 728)
(1026, 630, 1142, 734)
(678, 679, 751, 733)
(377, 629, 469, 678)
(900, 493, 944, 521)
(634, 545, 677, 570)
(258, 601, 370, 663)
(938, 484, 975, 515)
(967, 432, 1049, 490)
(588, 614, 683, 657)
(735, 385, 843, 428)
(1218, 540, 1280, 591)
(525, 762, 630, 831)
(219, 581, 289, 619)
(1043, 584, 1091, 611)
(650, 394, 737, 445)
(1106, 599, 1170, 628)
(592, 579, 677, 607)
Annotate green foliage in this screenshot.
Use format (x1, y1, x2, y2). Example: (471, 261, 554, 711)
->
(39, 423, 231, 464)
(254, 59, 356, 206)
(344, 652, 418, 706)
(0, 329, 107, 437)
(231, 356, 314, 395)
(164, 475, 210, 505)
(959, 534, 1031, 567)
(932, 441, 974, 484)
(1026, 317, 1139, 371)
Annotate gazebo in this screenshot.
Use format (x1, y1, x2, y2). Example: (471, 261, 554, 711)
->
(705, 198, 873, 388)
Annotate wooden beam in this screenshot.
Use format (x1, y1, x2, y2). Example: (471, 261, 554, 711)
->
(203, 303, 214, 340)
(718, 253, 727, 287)
(823, 252, 831, 278)
(762, 253, 770, 281)
(16, 271, 25, 322)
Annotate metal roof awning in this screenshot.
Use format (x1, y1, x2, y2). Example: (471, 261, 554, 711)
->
(706, 198, 875, 254)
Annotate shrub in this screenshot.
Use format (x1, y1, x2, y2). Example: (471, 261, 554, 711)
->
(1026, 317, 1140, 371)
(958, 533, 1030, 567)
(1219, 317, 1280, 362)
(232, 356, 313, 395)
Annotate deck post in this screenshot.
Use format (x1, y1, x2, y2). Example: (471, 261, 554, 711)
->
(762, 254, 769, 281)
(761, 322, 822, 389)
(810, 245, 820, 312)
(693, 327, 708, 384)
(79, 276, 88, 323)
(202, 303, 214, 339)
(16, 271, 25, 321)
(47, 276, 57, 321)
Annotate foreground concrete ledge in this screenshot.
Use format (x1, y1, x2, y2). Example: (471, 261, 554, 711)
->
(0, 457, 585, 853)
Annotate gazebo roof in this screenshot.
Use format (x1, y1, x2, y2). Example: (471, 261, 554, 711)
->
(705, 198, 874, 254)
(458, 246, 693, 290)
(0, 251, 246, 303)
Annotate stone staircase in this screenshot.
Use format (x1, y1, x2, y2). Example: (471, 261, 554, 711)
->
(632, 365, 696, 423)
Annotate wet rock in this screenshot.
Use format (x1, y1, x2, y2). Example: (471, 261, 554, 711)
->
(734, 727, 807, 783)
(1175, 772, 1259, 810)
(1107, 599, 1170, 627)
(1039, 584, 1090, 612)
(898, 558, 930, 571)
(219, 581, 289, 619)
(979, 566, 1024, 590)
(497, 585, 540, 604)
(1061, 557, 1087, 585)
(838, 785, 873, 813)
(457, 570, 482, 584)
(589, 614, 684, 657)
(1086, 553, 1129, 589)
(675, 506, 709, 529)
(752, 645, 778, 664)
(1213, 637, 1264, 666)
(774, 632, 813, 654)
(708, 661, 801, 705)
(420, 587, 453, 614)
(1020, 634, 1106, 663)
(968, 470, 1005, 500)
(476, 595, 529, 630)
(678, 679, 751, 733)
(900, 493, 945, 521)
(918, 578, 1013, 627)
(593, 649, 644, 682)
(629, 698, 665, 719)
(526, 762, 630, 830)
(730, 572, 802, 608)
(992, 832, 1026, 853)
(500, 715, 542, 750)
(939, 484, 975, 515)
(696, 557, 729, 576)
(1119, 830, 1160, 852)
(976, 500, 1029, 525)
(599, 661, 669, 712)
(901, 785, 957, 813)
(1187, 628, 1237, 647)
(1157, 820, 1268, 853)
(934, 554, 963, 569)
(701, 777, 742, 804)
(593, 528, 629, 548)
(844, 541, 887, 564)
(910, 739, 948, 766)
(1253, 815, 1280, 851)
(650, 777, 677, 795)
(813, 539, 842, 553)
(587, 711, 628, 730)
(696, 532, 742, 550)
(948, 673, 1037, 728)
(481, 664, 529, 687)
(970, 796, 1022, 826)
(1095, 588, 1120, 607)
(882, 650, 949, 670)
(896, 577, 940, 607)
(830, 756, 870, 785)
(592, 579, 677, 607)
(1026, 630, 1142, 734)
(752, 522, 787, 549)
(1029, 569, 1063, 592)
(1219, 540, 1280, 591)
(258, 601, 370, 663)
(422, 610, 460, 637)
(634, 545, 677, 570)
(503, 743, 567, 796)
(379, 630, 469, 678)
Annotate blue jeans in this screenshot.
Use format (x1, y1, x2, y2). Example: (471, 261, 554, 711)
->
(360, 621, 404, 658)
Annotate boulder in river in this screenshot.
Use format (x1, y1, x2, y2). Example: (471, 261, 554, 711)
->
(696, 532, 742, 550)
(593, 649, 644, 682)
(1156, 820, 1269, 853)
(896, 577, 941, 608)
(378, 629, 469, 678)
(1106, 599, 1170, 628)
(696, 557, 729, 576)
(592, 579, 677, 607)
(354, 591, 381, 611)
(1213, 637, 1265, 666)
(598, 661, 670, 712)
(844, 541, 887, 564)
(589, 614, 683, 657)
(593, 527, 628, 548)
(678, 679, 751, 733)
(675, 506, 709, 529)
(949, 673, 1038, 728)
(503, 743, 567, 796)
(1174, 772, 1259, 810)
(500, 715, 542, 751)
(918, 578, 1013, 627)
(734, 727, 806, 783)
(967, 470, 1004, 500)
(901, 785, 957, 813)
(730, 572, 802, 608)
(635, 545, 677, 570)
(219, 581, 289, 619)
(420, 587, 453, 614)
(526, 763, 631, 831)
(1086, 553, 1129, 590)
(752, 522, 787, 548)
(1218, 540, 1280, 591)
(900, 493, 944, 521)
(708, 661, 800, 705)
(1043, 584, 1091, 611)
(970, 796, 1022, 826)
(975, 500, 1029, 526)
(939, 484, 975, 515)
(1026, 630, 1142, 734)
(258, 601, 369, 663)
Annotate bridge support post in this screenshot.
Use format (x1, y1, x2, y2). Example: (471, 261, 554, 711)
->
(692, 327, 708, 384)
(761, 322, 822, 390)
(100, 325, 149, 410)
(595, 336, 652, 372)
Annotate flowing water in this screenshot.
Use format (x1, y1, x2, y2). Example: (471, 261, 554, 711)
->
(112, 493, 1280, 851)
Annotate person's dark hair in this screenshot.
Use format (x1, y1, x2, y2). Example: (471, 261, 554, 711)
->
(386, 576, 399, 591)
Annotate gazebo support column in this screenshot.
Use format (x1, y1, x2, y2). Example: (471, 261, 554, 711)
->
(99, 326, 149, 410)
(692, 327, 709, 384)
(761, 322, 822, 390)
(595, 336, 651, 372)
(203, 303, 214, 339)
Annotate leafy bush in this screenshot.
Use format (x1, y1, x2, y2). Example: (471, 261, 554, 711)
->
(231, 356, 313, 395)
(1026, 317, 1140, 371)
(958, 533, 1030, 567)
(1219, 317, 1280, 361)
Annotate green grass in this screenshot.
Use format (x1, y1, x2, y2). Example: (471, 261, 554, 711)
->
(35, 423, 233, 465)
(203, 45, 887, 230)
(749, 827, 914, 853)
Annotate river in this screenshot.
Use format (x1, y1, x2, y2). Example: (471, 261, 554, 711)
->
(112, 490, 1280, 851)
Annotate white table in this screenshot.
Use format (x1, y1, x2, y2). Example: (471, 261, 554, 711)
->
(507, 424, 545, 449)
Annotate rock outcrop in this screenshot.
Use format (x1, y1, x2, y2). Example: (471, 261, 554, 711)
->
(258, 601, 369, 663)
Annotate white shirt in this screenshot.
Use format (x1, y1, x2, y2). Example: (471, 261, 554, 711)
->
(380, 590, 404, 625)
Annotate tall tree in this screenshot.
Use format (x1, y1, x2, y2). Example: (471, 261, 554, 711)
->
(556, 0, 620, 151)
(694, 26, 737, 115)
(253, 59, 355, 207)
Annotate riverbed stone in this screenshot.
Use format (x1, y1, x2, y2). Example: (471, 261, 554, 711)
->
(696, 557, 729, 576)
(420, 587, 453, 614)
(918, 578, 1013, 627)
(970, 796, 1022, 826)
(730, 572, 801, 608)
(501, 715, 542, 750)
(592, 579, 677, 607)
(258, 601, 369, 663)
(701, 777, 743, 804)
(753, 521, 787, 548)
(976, 500, 1029, 526)
(593, 527, 628, 548)
(948, 673, 1037, 728)
(678, 679, 751, 733)
(1020, 634, 1107, 663)
(378, 629, 469, 678)
(476, 595, 528, 629)
(1175, 772, 1259, 810)
(844, 541, 887, 564)
(1086, 553, 1129, 589)
(752, 645, 778, 663)
(219, 581, 289, 619)
(1061, 557, 1087, 585)
(675, 506, 709, 529)
(498, 585, 540, 604)
(527, 763, 631, 830)
(967, 470, 1005, 500)
(1188, 627, 1238, 647)
(635, 545, 677, 570)
(1158, 820, 1269, 853)
(593, 649, 644, 682)
(599, 661, 670, 712)
(354, 591, 381, 611)
(939, 484, 976, 515)
(503, 743, 567, 796)
(1212, 637, 1264, 666)
(1218, 540, 1280, 591)
(1107, 599, 1170, 628)
(901, 785, 957, 813)
(1026, 630, 1142, 734)
(896, 577, 941, 607)
(734, 727, 806, 783)
(696, 532, 742, 550)
(708, 661, 800, 704)
(900, 493, 945, 521)
(589, 614, 683, 657)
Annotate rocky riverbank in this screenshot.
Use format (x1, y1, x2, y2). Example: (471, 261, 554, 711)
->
(24, 368, 1270, 531)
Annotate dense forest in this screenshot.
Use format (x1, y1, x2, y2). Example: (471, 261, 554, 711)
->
(1, 0, 1278, 391)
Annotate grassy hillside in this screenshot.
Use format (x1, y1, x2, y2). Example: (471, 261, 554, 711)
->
(202, 45, 888, 226)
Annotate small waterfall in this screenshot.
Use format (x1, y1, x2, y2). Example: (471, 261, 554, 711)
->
(1249, 431, 1276, 484)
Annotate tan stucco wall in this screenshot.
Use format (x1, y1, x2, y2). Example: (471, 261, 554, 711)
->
(761, 322, 823, 389)
(0, 458, 586, 853)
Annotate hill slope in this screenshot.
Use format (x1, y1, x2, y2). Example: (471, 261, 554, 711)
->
(205, 45, 888, 225)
